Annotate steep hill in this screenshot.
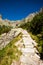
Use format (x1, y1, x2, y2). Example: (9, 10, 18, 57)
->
(0, 8, 43, 65)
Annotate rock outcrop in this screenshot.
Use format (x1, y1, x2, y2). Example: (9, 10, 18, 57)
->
(0, 28, 21, 49)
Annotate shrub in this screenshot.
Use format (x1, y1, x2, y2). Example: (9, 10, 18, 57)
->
(30, 12, 43, 35)
(0, 25, 11, 35)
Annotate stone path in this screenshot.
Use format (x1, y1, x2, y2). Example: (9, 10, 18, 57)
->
(12, 29, 42, 65)
(20, 30, 40, 65)
(0, 28, 43, 65)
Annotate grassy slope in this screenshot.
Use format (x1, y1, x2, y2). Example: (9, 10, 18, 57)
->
(0, 33, 22, 65)
(29, 32, 43, 58)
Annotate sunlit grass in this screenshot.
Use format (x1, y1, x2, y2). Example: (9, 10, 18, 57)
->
(29, 32, 43, 59)
(29, 32, 39, 43)
(0, 33, 22, 65)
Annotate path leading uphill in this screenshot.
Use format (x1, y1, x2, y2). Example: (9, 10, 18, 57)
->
(20, 30, 40, 65)
(11, 28, 43, 65)
(0, 28, 42, 65)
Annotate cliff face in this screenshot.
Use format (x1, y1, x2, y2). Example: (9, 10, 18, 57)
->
(0, 17, 10, 26)
(0, 17, 21, 28)
(25, 13, 36, 22)
(39, 8, 43, 13)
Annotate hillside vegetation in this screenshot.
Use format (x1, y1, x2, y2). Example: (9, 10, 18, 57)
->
(30, 12, 43, 59)
(19, 12, 43, 59)
(0, 25, 12, 35)
(0, 33, 22, 65)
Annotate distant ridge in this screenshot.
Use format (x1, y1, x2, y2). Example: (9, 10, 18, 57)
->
(0, 8, 43, 27)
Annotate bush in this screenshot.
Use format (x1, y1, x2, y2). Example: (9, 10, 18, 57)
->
(30, 12, 43, 35)
(0, 25, 11, 35)
(19, 22, 30, 31)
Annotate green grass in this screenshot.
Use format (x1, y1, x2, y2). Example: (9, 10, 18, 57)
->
(0, 35, 1, 37)
(0, 33, 22, 65)
(29, 32, 39, 43)
(29, 32, 43, 59)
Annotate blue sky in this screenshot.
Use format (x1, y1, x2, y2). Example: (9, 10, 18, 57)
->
(0, 0, 43, 20)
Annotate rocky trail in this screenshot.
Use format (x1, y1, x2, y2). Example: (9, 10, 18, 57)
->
(11, 28, 43, 65)
(0, 28, 21, 49)
(20, 30, 40, 65)
(0, 28, 43, 65)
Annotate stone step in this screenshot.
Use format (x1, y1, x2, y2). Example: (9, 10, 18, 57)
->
(25, 45, 33, 48)
(21, 48, 34, 53)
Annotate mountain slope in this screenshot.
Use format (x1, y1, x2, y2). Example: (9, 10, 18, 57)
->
(0, 8, 43, 65)
(19, 8, 43, 60)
